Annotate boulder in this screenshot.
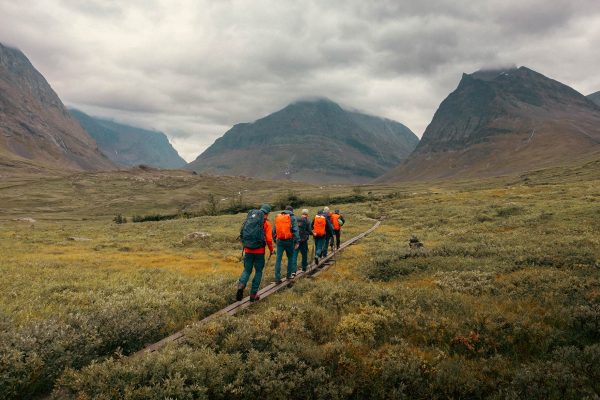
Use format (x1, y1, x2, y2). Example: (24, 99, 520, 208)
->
(13, 217, 36, 223)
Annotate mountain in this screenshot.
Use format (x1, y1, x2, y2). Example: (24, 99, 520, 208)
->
(588, 91, 600, 106)
(380, 66, 600, 182)
(187, 98, 418, 183)
(70, 109, 186, 169)
(0, 43, 113, 171)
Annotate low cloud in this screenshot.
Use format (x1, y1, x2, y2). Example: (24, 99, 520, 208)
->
(1, 0, 599, 162)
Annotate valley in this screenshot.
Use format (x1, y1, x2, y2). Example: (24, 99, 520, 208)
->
(1, 159, 599, 398)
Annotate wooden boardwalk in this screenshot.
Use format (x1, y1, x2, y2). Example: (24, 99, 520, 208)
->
(131, 219, 381, 358)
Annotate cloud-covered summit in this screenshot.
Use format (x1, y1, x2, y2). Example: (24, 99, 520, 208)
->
(1, 0, 599, 161)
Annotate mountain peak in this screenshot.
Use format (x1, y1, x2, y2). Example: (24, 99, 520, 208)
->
(470, 66, 519, 81)
(189, 101, 418, 183)
(0, 42, 114, 171)
(380, 66, 600, 182)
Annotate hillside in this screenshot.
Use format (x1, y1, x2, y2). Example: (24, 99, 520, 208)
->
(588, 91, 600, 106)
(0, 43, 113, 171)
(380, 66, 600, 182)
(70, 109, 186, 169)
(188, 98, 418, 183)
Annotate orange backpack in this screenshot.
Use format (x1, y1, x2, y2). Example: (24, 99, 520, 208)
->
(331, 213, 341, 230)
(313, 215, 326, 237)
(275, 213, 293, 240)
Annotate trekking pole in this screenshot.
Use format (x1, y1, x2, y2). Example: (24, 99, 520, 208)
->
(257, 253, 273, 290)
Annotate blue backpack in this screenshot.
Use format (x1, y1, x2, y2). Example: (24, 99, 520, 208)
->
(240, 209, 266, 249)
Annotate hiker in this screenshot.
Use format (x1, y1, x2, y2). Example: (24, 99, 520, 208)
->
(295, 209, 312, 272)
(273, 205, 300, 282)
(329, 209, 345, 249)
(322, 206, 334, 257)
(311, 209, 334, 264)
(237, 204, 274, 302)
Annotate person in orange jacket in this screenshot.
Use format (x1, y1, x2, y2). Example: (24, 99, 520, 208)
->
(311, 209, 334, 264)
(273, 205, 300, 282)
(329, 208, 345, 249)
(237, 204, 274, 302)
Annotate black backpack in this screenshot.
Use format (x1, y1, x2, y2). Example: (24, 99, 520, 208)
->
(240, 209, 266, 249)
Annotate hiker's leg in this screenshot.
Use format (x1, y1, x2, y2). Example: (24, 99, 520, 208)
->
(300, 241, 308, 271)
(285, 241, 295, 278)
(238, 252, 253, 287)
(315, 237, 324, 257)
(335, 230, 341, 248)
(323, 235, 329, 257)
(293, 244, 300, 271)
(274, 240, 284, 281)
(250, 253, 265, 295)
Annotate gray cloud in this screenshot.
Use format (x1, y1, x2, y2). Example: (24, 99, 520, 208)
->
(1, 0, 599, 161)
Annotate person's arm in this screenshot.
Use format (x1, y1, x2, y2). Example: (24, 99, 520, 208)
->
(265, 221, 274, 254)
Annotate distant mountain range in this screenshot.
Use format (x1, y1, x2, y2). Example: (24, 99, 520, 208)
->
(3, 40, 600, 183)
(588, 91, 600, 106)
(188, 98, 418, 183)
(380, 66, 600, 182)
(0, 43, 114, 171)
(70, 109, 186, 169)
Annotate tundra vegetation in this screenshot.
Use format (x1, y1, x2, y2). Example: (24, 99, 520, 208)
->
(0, 160, 599, 399)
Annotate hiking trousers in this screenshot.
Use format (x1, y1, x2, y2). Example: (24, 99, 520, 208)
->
(323, 233, 333, 257)
(331, 229, 341, 249)
(295, 240, 308, 271)
(239, 252, 265, 295)
(314, 236, 327, 258)
(275, 239, 296, 281)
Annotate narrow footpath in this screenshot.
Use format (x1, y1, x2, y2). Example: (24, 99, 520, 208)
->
(131, 219, 382, 358)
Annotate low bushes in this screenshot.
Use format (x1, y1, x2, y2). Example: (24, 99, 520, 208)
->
(51, 279, 600, 399)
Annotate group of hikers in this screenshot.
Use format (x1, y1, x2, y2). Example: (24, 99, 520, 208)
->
(236, 204, 345, 302)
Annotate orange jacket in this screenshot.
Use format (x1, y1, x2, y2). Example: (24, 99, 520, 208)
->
(244, 219, 274, 254)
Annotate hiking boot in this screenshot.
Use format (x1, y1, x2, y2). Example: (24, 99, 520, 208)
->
(236, 285, 244, 302)
(250, 293, 260, 302)
(314, 256, 319, 265)
(275, 279, 283, 284)
(290, 272, 296, 279)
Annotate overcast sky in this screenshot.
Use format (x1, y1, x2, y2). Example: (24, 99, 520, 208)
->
(1, 0, 599, 161)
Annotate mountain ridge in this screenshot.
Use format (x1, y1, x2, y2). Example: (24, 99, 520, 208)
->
(70, 109, 186, 169)
(0, 43, 114, 171)
(379, 66, 600, 182)
(588, 91, 600, 106)
(188, 98, 418, 183)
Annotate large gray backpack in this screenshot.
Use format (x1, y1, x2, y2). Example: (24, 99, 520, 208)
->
(240, 209, 266, 249)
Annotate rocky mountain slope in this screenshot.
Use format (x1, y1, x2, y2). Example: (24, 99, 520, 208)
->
(588, 91, 600, 106)
(380, 66, 600, 182)
(70, 109, 186, 169)
(0, 43, 113, 171)
(188, 98, 418, 183)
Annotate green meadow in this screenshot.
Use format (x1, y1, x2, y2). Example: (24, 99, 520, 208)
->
(1, 160, 599, 399)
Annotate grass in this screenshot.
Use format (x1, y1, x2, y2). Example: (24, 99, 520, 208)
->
(0, 158, 599, 399)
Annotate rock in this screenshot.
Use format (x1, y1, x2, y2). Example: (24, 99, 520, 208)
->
(183, 231, 211, 244)
(13, 217, 36, 223)
(409, 235, 424, 249)
(67, 237, 92, 241)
